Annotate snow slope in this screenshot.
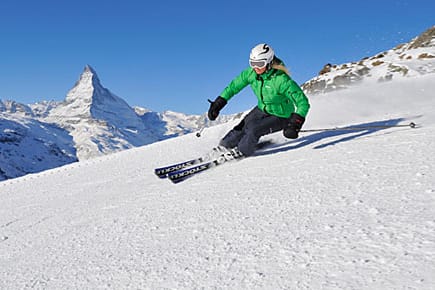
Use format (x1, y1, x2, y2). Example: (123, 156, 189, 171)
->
(1, 75, 435, 289)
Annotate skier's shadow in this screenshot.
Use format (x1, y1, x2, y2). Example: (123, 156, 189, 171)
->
(256, 118, 409, 156)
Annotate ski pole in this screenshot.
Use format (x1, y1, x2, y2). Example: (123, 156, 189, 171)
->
(196, 125, 206, 137)
(300, 122, 416, 133)
(196, 99, 215, 137)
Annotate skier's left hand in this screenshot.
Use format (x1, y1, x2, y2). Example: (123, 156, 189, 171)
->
(283, 113, 305, 139)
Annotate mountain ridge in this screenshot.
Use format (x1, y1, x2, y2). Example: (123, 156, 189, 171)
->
(302, 26, 435, 94)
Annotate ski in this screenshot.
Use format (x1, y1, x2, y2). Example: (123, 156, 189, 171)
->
(154, 146, 232, 178)
(168, 160, 216, 183)
(168, 149, 244, 183)
(154, 158, 204, 178)
(154, 141, 272, 181)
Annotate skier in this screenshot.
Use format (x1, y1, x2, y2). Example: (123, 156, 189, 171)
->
(208, 43, 310, 156)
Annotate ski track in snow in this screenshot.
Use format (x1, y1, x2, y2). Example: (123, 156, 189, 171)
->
(1, 76, 435, 289)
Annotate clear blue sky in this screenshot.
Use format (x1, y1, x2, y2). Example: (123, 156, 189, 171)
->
(1, 0, 434, 115)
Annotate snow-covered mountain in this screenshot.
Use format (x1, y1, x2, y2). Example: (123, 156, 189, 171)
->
(0, 100, 35, 117)
(302, 26, 435, 94)
(0, 114, 77, 181)
(1, 66, 434, 289)
(43, 65, 160, 160)
(0, 101, 77, 180)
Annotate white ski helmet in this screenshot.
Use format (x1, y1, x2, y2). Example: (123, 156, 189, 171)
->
(249, 43, 275, 68)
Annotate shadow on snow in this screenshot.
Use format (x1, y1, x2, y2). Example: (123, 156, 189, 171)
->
(256, 118, 409, 156)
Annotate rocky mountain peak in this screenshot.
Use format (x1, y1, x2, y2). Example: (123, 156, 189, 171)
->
(65, 65, 102, 105)
(44, 65, 159, 160)
(407, 26, 435, 49)
(302, 25, 435, 95)
(84, 64, 97, 74)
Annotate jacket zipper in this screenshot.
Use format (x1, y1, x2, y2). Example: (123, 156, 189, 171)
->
(257, 75, 266, 112)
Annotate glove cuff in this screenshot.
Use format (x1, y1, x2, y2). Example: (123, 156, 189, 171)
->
(213, 96, 227, 111)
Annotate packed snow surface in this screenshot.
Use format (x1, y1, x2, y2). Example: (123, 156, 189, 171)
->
(1, 75, 435, 289)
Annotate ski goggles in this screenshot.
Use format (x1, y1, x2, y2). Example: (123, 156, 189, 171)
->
(249, 59, 268, 69)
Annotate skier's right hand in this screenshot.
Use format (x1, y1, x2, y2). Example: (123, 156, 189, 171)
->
(207, 96, 227, 121)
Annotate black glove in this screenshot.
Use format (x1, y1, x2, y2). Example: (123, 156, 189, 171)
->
(207, 96, 227, 121)
(283, 113, 305, 139)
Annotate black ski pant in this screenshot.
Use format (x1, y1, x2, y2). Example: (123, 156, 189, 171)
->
(219, 107, 288, 156)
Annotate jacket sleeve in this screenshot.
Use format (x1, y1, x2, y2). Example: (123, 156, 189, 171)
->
(220, 68, 252, 101)
(285, 79, 310, 118)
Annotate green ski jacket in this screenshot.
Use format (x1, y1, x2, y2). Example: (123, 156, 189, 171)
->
(220, 67, 310, 118)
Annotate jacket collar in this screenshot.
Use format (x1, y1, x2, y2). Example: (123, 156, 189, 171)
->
(256, 68, 277, 80)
